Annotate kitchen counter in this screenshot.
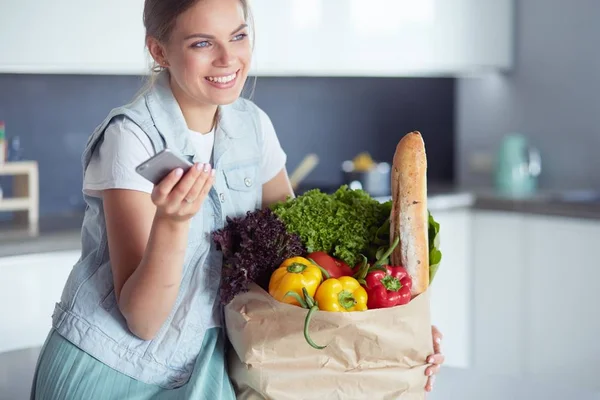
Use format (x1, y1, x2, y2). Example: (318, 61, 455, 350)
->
(0, 213, 83, 257)
(473, 190, 600, 220)
(0, 193, 475, 258)
(425, 184, 600, 221)
(374, 190, 476, 211)
(1, 345, 598, 400)
(378, 185, 600, 220)
(1, 186, 599, 258)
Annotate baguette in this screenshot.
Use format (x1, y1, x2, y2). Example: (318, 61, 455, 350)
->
(390, 131, 429, 297)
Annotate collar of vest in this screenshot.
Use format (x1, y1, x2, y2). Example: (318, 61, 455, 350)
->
(145, 71, 248, 159)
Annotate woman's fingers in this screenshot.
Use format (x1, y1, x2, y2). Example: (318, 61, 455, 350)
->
(423, 325, 444, 392)
(425, 376, 436, 392)
(196, 169, 216, 204)
(168, 163, 204, 205)
(151, 168, 185, 205)
(427, 353, 445, 366)
(151, 163, 215, 220)
(432, 325, 443, 354)
(183, 164, 213, 204)
(425, 363, 441, 377)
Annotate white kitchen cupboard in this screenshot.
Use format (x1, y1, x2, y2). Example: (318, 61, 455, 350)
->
(0, 0, 514, 76)
(0, 250, 80, 353)
(524, 215, 600, 391)
(470, 211, 600, 392)
(428, 208, 472, 368)
(470, 210, 529, 375)
(0, 0, 148, 75)
(248, 0, 515, 76)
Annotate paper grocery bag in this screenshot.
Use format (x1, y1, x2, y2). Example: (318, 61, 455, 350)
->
(224, 283, 434, 400)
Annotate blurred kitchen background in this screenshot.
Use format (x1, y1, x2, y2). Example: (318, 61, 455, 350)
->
(1, 0, 599, 399)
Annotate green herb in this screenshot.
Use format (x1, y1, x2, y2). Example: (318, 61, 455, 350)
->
(428, 211, 442, 283)
(271, 186, 391, 266)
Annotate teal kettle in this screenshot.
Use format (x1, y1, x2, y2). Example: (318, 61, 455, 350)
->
(494, 134, 542, 197)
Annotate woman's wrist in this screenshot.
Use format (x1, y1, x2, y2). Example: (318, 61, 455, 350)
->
(154, 210, 192, 231)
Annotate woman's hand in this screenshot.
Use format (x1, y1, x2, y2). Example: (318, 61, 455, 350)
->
(152, 162, 215, 222)
(425, 325, 445, 392)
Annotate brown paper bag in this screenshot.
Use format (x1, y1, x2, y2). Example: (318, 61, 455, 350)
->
(225, 283, 434, 400)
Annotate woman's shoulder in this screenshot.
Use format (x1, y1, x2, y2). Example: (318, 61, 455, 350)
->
(104, 115, 153, 149)
(83, 115, 155, 196)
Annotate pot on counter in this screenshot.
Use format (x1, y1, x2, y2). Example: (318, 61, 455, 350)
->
(341, 152, 391, 197)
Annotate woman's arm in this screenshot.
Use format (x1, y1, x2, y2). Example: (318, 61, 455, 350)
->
(103, 164, 214, 340)
(261, 167, 294, 208)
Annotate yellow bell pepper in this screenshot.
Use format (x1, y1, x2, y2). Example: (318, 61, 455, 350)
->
(315, 276, 368, 312)
(269, 257, 323, 307)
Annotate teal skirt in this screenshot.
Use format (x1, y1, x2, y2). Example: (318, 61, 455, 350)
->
(31, 328, 236, 400)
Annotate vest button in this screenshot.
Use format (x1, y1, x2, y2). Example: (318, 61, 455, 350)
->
(244, 177, 253, 187)
(219, 193, 226, 203)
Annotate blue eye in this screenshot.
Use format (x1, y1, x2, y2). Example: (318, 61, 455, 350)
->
(233, 33, 247, 41)
(193, 41, 211, 48)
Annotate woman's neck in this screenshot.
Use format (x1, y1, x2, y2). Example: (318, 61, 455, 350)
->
(169, 75, 218, 134)
(181, 103, 218, 134)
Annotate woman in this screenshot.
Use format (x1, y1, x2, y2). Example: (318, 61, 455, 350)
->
(31, 0, 444, 398)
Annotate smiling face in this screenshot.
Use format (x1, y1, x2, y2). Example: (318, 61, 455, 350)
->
(146, 0, 252, 108)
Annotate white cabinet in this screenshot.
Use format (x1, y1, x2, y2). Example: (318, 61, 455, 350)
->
(471, 211, 528, 375)
(524, 215, 600, 390)
(0, 0, 513, 76)
(0, 0, 148, 75)
(429, 208, 472, 368)
(249, 0, 514, 77)
(0, 250, 80, 353)
(470, 211, 600, 392)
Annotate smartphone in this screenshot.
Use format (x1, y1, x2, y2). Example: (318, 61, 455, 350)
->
(135, 148, 194, 185)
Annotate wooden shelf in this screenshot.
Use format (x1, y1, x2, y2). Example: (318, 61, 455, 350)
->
(0, 161, 38, 175)
(0, 197, 30, 211)
(0, 161, 39, 224)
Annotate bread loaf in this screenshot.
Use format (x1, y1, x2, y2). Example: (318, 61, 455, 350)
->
(389, 131, 429, 296)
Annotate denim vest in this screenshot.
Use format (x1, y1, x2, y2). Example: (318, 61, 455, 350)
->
(51, 71, 264, 388)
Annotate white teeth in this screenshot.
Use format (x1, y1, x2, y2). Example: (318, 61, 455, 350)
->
(207, 72, 237, 83)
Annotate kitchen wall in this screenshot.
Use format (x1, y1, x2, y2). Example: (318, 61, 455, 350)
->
(457, 0, 600, 190)
(0, 74, 454, 217)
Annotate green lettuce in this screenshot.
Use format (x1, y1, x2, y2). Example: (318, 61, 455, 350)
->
(271, 185, 442, 282)
(271, 186, 391, 266)
(428, 211, 442, 283)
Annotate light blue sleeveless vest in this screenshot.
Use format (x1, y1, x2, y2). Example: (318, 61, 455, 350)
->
(51, 71, 264, 389)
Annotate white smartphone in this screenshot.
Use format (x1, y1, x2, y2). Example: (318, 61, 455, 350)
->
(135, 148, 194, 185)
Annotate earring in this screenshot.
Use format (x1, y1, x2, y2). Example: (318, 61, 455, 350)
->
(151, 59, 169, 72)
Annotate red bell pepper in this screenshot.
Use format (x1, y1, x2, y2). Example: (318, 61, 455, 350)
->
(353, 235, 413, 309)
(307, 251, 354, 279)
(364, 265, 412, 309)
